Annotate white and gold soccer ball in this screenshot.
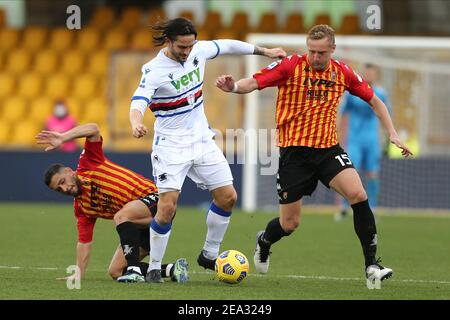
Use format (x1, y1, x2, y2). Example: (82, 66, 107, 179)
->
(215, 250, 249, 284)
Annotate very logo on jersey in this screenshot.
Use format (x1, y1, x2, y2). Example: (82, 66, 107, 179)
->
(171, 67, 201, 90)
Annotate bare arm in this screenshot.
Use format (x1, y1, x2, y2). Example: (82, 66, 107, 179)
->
(129, 109, 148, 138)
(253, 46, 286, 59)
(56, 241, 92, 280)
(369, 95, 413, 157)
(76, 241, 92, 278)
(215, 75, 259, 94)
(36, 123, 100, 151)
(338, 114, 349, 147)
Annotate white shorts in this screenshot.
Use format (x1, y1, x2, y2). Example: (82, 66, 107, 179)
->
(151, 140, 233, 193)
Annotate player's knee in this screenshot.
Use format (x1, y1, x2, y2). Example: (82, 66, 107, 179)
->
(280, 216, 300, 233)
(348, 189, 368, 204)
(108, 266, 122, 280)
(156, 201, 177, 224)
(216, 189, 237, 211)
(113, 210, 129, 225)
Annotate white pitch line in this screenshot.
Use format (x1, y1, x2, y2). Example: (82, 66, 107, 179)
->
(192, 271, 450, 285)
(1, 266, 450, 285)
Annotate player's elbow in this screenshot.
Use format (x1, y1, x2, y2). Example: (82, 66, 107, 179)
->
(86, 123, 100, 136)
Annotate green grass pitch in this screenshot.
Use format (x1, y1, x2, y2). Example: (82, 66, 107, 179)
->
(0, 203, 449, 300)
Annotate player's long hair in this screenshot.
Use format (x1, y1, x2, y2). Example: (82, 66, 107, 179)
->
(152, 18, 197, 47)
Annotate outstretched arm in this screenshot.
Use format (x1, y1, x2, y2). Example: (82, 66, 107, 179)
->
(56, 241, 92, 281)
(215, 75, 259, 94)
(369, 95, 413, 158)
(211, 39, 286, 59)
(36, 123, 101, 152)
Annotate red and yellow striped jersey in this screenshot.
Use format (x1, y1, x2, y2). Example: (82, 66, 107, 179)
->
(74, 138, 157, 243)
(253, 54, 374, 148)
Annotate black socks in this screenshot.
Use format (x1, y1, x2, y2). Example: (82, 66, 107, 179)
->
(352, 200, 378, 267)
(260, 217, 292, 246)
(116, 221, 140, 268)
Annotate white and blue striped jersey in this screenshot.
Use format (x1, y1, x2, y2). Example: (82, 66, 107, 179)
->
(130, 39, 254, 147)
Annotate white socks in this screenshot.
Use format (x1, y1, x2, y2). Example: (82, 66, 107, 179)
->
(149, 220, 172, 271)
(203, 203, 231, 260)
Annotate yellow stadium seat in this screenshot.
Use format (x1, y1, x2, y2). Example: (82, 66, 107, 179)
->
(147, 7, 166, 26)
(34, 49, 59, 75)
(230, 11, 250, 35)
(98, 78, 107, 97)
(113, 98, 133, 127)
(0, 29, 20, 51)
(314, 14, 332, 27)
(0, 9, 6, 28)
(255, 13, 279, 33)
(225, 12, 250, 40)
(179, 10, 195, 24)
(103, 28, 128, 51)
(29, 97, 54, 124)
(61, 50, 85, 75)
(0, 120, 11, 144)
(2, 97, 26, 122)
(214, 29, 239, 41)
(11, 120, 39, 146)
(281, 13, 306, 34)
(202, 11, 223, 33)
(49, 27, 75, 52)
(82, 97, 108, 123)
(338, 14, 360, 34)
(89, 6, 116, 30)
(0, 74, 16, 99)
(22, 27, 48, 50)
(72, 74, 98, 101)
(65, 97, 83, 120)
(130, 28, 154, 50)
(88, 50, 109, 76)
(76, 28, 101, 52)
(113, 136, 151, 152)
(196, 29, 210, 41)
(119, 7, 142, 30)
(17, 73, 43, 99)
(45, 74, 70, 99)
(6, 49, 31, 74)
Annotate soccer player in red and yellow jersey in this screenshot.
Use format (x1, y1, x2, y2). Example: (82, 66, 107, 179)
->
(36, 123, 188, 283)
(216, 25, 413, 286)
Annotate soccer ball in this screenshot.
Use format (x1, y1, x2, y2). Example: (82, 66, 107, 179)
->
(215, 250, 249, 284)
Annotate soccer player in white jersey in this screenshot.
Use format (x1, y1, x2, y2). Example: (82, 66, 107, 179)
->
(129, 18, 286, 283)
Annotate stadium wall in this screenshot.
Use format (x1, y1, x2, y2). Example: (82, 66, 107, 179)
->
(1, 151, 449, 210)
(0, 151, 242, 208)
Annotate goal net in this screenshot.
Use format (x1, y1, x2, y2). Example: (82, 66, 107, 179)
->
(242, 34, 450, 212)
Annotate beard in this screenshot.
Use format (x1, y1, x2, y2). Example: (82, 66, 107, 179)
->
(170, 49, 187, 62)
(64, 177, 83, 197)
(73, 178, 83, 197)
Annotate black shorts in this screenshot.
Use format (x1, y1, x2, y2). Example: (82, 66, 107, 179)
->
(139, 193, 159, 217)
(277, 144, 354, 204)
